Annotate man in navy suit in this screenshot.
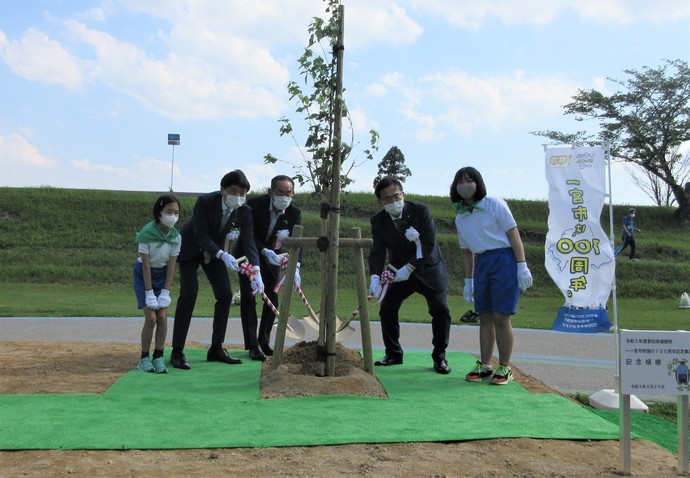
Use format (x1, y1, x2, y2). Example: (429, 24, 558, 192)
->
(235, 175, 303, 361)
(170, 170, 263, 370)
(368, 176, 452, 374)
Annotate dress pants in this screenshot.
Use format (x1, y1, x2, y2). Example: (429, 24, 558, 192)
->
(172, 255, 233, 349)
(378, 274, 451, 361)
(239, 270, 279, 349)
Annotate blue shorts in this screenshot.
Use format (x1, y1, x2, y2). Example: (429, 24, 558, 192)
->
(133, 261, 168, 309)
(473, 247, 520, 315)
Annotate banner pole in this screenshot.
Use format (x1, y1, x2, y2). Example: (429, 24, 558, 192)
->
(604, 141, 621, 386)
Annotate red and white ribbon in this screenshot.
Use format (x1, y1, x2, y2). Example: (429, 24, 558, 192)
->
(223, 228, 241, 253)
(295, 285, 319, 324)
(273, 254, 292, 293)
(273, 229, 290, 250)
(238, 259, 280, 315)
(376, 269, 396, 305)
(344, 293, 375, 325)
(404, 226, 423, 259)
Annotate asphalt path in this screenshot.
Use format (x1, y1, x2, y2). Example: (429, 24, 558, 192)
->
(0, 314, 633, 399)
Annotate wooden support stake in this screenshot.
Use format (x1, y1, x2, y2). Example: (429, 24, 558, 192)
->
(271, 225, 303, 371)
(351, 227, 374, 374)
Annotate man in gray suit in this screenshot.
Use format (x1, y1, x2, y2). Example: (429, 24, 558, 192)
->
(368, 176, 452, 374)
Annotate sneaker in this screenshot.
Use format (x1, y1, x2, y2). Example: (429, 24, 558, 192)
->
(136, 356, 155, 372)
(630, 257, 640, 262)
(490, 364, 513, 385)
(465, 360, 493, 382)
(152, 356, 168, 374)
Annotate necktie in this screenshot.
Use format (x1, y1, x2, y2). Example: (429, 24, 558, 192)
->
(221, 209, 232, 229)
(393, 218, 403, 234)
(265, 210, 280, 242)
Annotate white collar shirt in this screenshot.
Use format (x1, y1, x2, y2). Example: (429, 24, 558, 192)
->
(454, 197, 517, 254)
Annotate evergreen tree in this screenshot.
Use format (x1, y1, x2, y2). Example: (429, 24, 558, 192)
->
(373, 146, 411, 188)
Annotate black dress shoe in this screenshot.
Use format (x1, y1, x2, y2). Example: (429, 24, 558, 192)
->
(259, 342, 274, 356)
(374, 354, 403, 366)
(248, 347, 266, 362)
(433, 359, 451, 375)
(206, 348, 242, 364)
(170, 352, 191, 370)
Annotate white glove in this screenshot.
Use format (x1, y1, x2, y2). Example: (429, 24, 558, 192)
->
(157, 289, 171, 309)
(294, 264, 302, 288)
(517, 262, 533, 291)
(463, 278, 474, 304)
(369, 274, 382, 299)
(393, 264, 413, 283)
(262, 248, 284, 267)
(251, 266, 265, 295)
(145, 289, 158, 309)
(220, 252, 240, 272)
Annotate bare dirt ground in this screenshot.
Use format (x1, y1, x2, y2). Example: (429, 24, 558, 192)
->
(0, 340, 682, 477)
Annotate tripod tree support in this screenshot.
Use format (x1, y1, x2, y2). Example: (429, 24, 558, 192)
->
(270, 224, 375, 376)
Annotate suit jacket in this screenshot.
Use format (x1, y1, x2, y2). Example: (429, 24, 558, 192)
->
(235, 194, 303, 280)
(368, 200, 448, 292)
(178, 191, 259, 266)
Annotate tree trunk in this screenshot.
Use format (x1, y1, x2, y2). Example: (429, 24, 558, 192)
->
(674, 183, 690, 222)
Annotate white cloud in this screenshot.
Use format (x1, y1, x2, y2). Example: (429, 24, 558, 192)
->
(346, 2, 423, 49)
(70, 158, 138, 179)
(0, 134, 59, 170)
(375, 69, 579, 138)
(64, 20, 287, 120)
(0, 28, 85, 89)
(0, 134, 61, 188)
(365, 83, 388, 97)
(406, 0, 690, 29)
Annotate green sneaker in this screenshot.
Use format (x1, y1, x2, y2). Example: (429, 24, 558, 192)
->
(490, 364, 513, 385)
(465, 360, 493, 382)
(136, 356, 155, 372)
(152, 356, 168, 374)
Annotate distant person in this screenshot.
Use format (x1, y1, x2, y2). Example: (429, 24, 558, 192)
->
(235, 175, 303, 361)
(170, 170, 263, 370)
(368, 176, 452, 374)
(450, 166, 532, 385)
(133, 194, 181, 374)
(614, 208, 640, 261)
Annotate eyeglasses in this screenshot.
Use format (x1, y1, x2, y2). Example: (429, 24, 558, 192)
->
(379, 191, 403, 204)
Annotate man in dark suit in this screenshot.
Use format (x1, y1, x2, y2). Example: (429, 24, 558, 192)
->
(170, 170, 263, 370)
(368, 176, 452, 374)
(235, 175, 303, 361)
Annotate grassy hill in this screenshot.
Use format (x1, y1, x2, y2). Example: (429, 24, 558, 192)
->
(1, 186, 690, 325)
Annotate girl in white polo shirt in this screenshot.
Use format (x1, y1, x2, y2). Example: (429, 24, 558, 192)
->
(133, 194, 181, 374)
(450, 167, 532, 385)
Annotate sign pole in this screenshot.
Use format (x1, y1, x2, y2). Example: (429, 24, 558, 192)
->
(169, 144, 175, 192)
(167, 134, 180, 192)
(679, 395, 689, 473)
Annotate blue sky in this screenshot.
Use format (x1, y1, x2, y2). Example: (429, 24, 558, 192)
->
(1, 1, 689, 206)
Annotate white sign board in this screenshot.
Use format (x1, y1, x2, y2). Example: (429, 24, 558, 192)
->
(620, 329, 690, 396)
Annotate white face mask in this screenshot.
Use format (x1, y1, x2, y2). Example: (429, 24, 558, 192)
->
(384, 199, 404, 217)
(224, 194, 245, 210)
(272, 195, 292, 211)
(160, 214, 178, 228)
(456, 183, 476, 200)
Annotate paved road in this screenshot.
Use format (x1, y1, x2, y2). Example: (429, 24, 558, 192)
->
(0, 315, 633, 399)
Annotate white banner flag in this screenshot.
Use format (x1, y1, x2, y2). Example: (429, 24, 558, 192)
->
(544, 146, 615, 331)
